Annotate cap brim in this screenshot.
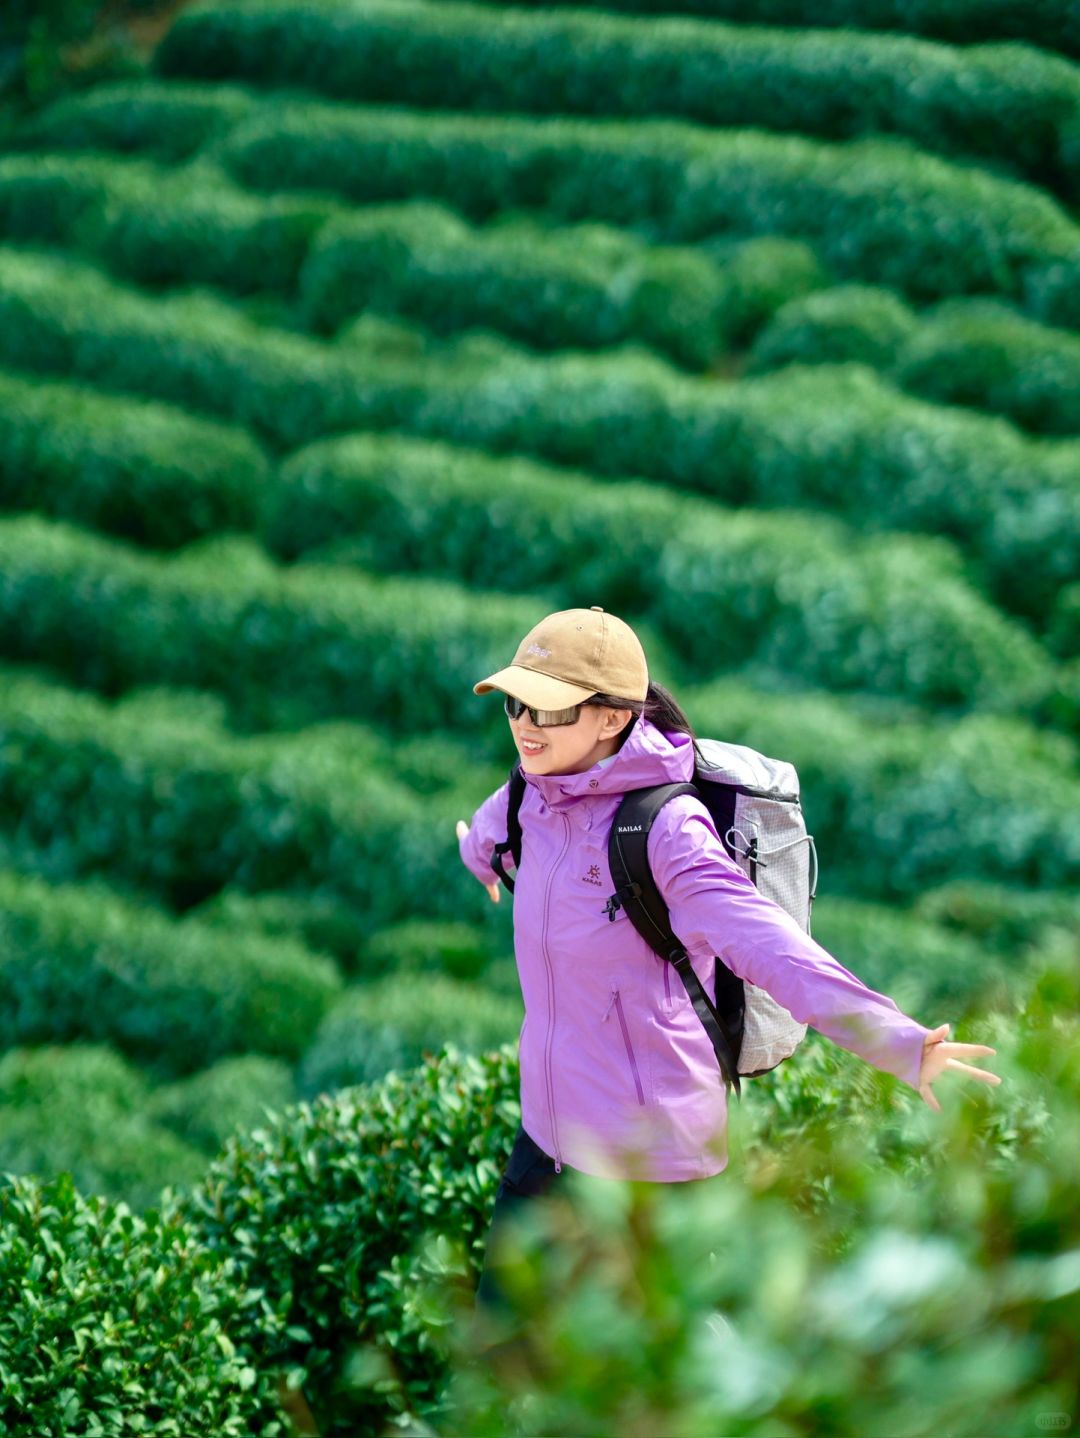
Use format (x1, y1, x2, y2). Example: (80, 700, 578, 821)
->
(473, 665, 597, 706)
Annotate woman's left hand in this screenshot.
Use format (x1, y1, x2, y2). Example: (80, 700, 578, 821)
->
(918, 1023, 1002, 1111)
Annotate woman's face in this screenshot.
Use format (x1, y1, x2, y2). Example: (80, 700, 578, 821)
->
(507, 696, 634, 775)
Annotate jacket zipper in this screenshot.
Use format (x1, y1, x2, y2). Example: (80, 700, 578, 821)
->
(541, 813, 571, 1172)
(604, 987, 646, 1105)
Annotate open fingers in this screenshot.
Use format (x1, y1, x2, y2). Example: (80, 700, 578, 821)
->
(944, 1059, 1001, 1084)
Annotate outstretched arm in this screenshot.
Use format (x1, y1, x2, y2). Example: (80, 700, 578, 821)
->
(649, 796, 1001, 1104)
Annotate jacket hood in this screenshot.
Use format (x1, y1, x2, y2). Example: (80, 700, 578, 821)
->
(521, 713, 697, 813)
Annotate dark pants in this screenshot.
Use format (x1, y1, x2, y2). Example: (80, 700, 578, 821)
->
(474, 1122, 716, 1317)
(474, 1123, 563, 1315)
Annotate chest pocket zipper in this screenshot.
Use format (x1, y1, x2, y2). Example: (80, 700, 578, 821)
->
(603, 987, 646, 1105)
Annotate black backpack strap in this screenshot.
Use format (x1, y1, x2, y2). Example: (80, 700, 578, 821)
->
(491, 762, 526, 892)
(606, 783, 744, 1101)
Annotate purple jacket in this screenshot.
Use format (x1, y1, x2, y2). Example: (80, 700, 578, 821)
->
(459, 713, 933, 1181)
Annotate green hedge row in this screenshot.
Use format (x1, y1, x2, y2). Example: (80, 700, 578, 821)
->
(0, 1162, 289, 1434)
(201, 88, 1080, 322)
(156, 0, 1080, 200)
(0, 246, 402, 450)
(0, 492, 1055, 732)
(686, 674, 1080, 898)
(196, 900, 530, 996)
(0, 366, 266, 546)
(439, 967, 1075, 1437)
(188, 896, 511, 990)
(6, 958, 1073, 1436)
(163, 958, 1073, 1436)
(0, 664, 509, 923)
(894, 299, 1080, 439)
(411, 0, 1080, 63)
(297, 972, 523, 1097)
(749, 285, 1080, 439)
(749, 282, 918, 370)
(0, 513, 647, 733)
(268, 433, 1055, 714)
(808, 895, 1021, 1019)
(0, 865, 342, 1080)
(0, 152, 336, 292)
(0, 148, 827, 363)
(299, 202, 827, 365)
(146, 1052, 296, 1161)
(3, 657, 1077, 916)
(168, 1042, 522, 1433)
(0, 1043, 296, 1207)
(0, 1044, 212, 1217)
(190, 886, 375, 977)
(1, 249, 1074, 629)
(16, 78, 1080, 316)
(912, 876, 1080, 957)
(9, 79, 260, 161)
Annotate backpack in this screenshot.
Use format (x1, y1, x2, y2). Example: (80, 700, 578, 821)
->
(489, 735, 818, 1101)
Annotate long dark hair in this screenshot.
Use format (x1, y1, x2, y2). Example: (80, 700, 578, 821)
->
(583, 680, 701, 769)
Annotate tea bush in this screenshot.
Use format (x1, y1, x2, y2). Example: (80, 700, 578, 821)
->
(296, 972, 523, 1096)
(401, 0, 1080, 62)
(0, 151, 335, 293)
(0, 665, 479, 919)
(8, 78, 259, 160)
(146, 1053, 296, 1158)
(158, 0, 1080, 198)
(0, 1165, 288, 1435)
(0, 364, 266, 546)
(1, 249, 1072, 626)
(299, 204, 826, 366)
(0, 1044, 209, 1215)
(750, 287, 1080, 439)
(210, 95, 1080, 319)
(0, 867, 342, 1078)
(0, 515, 560, 735)
(167, 1043, 522, 1435)
(270, 430, 1057, 706)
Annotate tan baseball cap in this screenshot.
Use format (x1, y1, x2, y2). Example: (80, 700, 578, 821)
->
(473, 606, 649, 707)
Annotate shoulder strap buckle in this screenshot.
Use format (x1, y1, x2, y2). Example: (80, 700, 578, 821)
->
(603, 881, 643, 921)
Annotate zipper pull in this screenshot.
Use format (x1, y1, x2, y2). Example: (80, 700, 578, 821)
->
(602, 988, 618, 1023)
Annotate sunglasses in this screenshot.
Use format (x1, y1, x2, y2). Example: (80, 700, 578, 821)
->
(504, 693, 598, 727)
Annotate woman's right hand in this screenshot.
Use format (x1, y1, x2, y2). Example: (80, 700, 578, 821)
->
(456, 819, 501, 903)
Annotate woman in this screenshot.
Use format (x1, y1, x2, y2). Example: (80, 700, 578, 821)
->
(457, 606, 1001, 1312)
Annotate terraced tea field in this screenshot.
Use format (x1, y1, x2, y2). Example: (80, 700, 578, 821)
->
(0, 0, 1077, 1212)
